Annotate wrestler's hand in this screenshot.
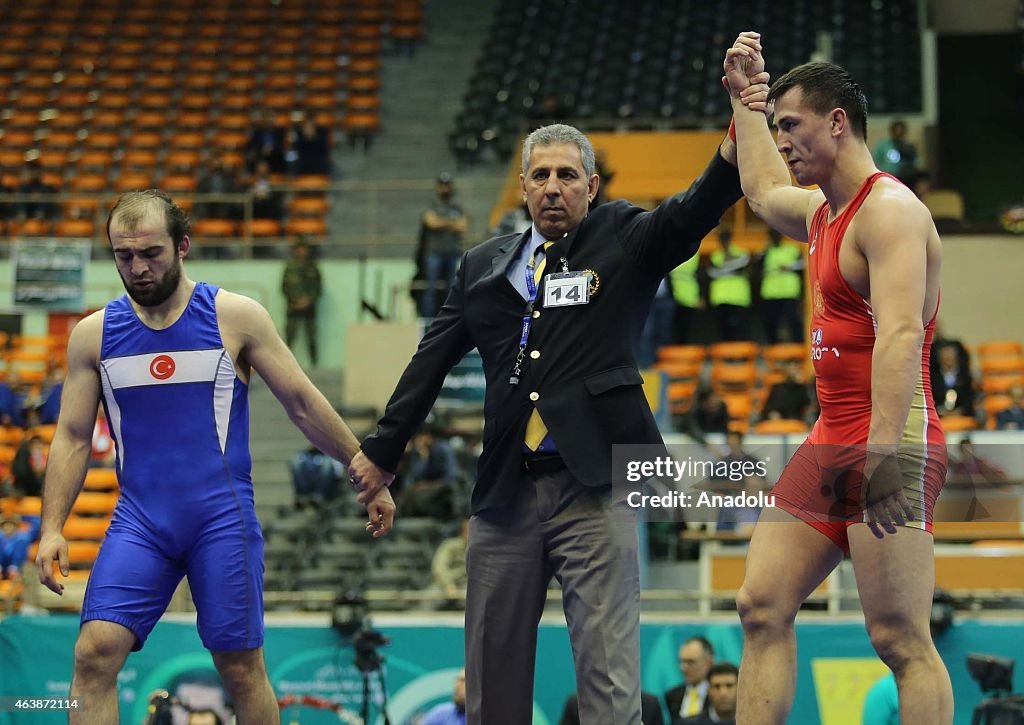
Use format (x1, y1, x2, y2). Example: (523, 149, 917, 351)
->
(723, 31, 765, 97)
(737, 71, 772, 114)
(364, 486, 396, 539)
(35, 531, 69, 595)
(349, 450, 395, 504)
(862, 449, 914, 538)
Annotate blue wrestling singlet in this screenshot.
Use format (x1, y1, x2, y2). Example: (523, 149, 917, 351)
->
(83, 282, 264, 651)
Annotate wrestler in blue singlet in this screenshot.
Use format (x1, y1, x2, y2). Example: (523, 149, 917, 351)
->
(83, 282, 263, 651)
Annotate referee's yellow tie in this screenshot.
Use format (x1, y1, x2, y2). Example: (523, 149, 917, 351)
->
(685, 688, 700, 716)
(524, 242, 553, 450)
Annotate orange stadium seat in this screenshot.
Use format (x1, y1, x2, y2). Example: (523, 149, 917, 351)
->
(12, 219, 52, 237)
(940, 415, 978, 432)
(70, 173, 110, 196)
(115, 172, 152, 192)
(63, 516, 110, 541)
(72, 492, 118, 517)
(217, 112, 251, 131)
(162, 174, 198, 194)
(77, 150, 113, 171)
(192, 219, 238, 238)
(247, 219, 283, 237)
(224, 76, 258, 94)
(130, 132, 164, 150)
(753, 419, 810, 435)
(982, 357, 1024, 376)
(83, 467, 119, 492)
(711, 363, 758, 394)
(287, 218, 327, 236)
(981, 376, 1024, 396)
(173, 132, 207, 150)
(290, 196, 329, 216)
(176, 111, 210, 130)
(122, 149, 158, 169)
(654, 360, 703, 384)
(983, 395, 1013, 428)
(54, 219, 96, 238)
(667, 381, 698, 414)
(140, 92, 174, 111)
(977, 340, 1023, 359)
(134, 111, 168, 129)
(709, 341, 759, 364)
(657, 344, 706, 365)
(166, 150, 201, 172)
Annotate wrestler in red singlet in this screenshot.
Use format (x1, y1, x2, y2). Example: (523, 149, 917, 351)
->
(772, 172, 947, 551)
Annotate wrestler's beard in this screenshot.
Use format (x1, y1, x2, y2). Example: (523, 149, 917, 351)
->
(121, 257, 182, 307)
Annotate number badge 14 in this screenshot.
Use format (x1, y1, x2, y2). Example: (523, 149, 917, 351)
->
(542, 271, 590, 308)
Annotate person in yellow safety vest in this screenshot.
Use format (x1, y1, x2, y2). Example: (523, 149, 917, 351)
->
(759, 228, 805, 343)
(669, 253, 706, 345)
(707, 228, 752, 341)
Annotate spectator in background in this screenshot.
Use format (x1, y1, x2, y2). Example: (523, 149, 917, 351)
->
(0, 378, 26, 427)
(670, 253, 706, 345)
(420, 669, 466, 725)
(280, 238, 322, 366)
(289, 445, 343, 509)
(873, 120, 919, 193)
(681, 388, 730, 443)
(431, 519, 468, 609)
(761, 360, 812, 422)
(399, 423, 459, 519)
(930, 321, 969, 370)
(38, 367, 65, 425)
(249, 160, 285, 223)
(196, 158, 242, 221)
(187, 710, 223, 725)
(707, 229, 752, 341)
(492, 202, 532, 236)
(681, 662, 739, 725)
(930, 344, 974, 418)
(712, 432, 766, 535)
(996, 383, 1024, 430)
(591, 149, 615, 208)
(948, 438, 1007, 485)
(17, 162, 58, 221)
(289, 113, 331, 176)
(665, 636, 715, 720)
(417, 173, 468, 319)
(637, 276, 677, 368)
(0, 513, 41, 581)
(9, 435, 47, 498)
(245, 111, 285, 174)
(759, 229, 804, 344)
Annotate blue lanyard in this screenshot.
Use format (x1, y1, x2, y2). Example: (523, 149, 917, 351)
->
(509, 250, 543, 385)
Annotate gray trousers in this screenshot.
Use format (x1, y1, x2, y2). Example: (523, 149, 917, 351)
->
(465, 466, 641, 724)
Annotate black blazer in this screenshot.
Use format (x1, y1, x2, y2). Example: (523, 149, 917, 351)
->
(361, 152, 741, 513)
(665, 684, 711, 720)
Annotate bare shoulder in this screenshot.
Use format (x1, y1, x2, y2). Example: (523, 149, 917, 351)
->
(67, 309, 105, 362)
(214, 289, 273, 331)
(856, 178, 933, 245)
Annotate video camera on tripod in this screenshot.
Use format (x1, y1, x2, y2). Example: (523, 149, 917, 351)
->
(969, 653, 1024, 725)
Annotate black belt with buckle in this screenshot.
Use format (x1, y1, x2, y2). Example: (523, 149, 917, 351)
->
(522, 455, 568, 474)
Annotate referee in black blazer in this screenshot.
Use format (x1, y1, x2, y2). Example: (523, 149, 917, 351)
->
(350, 118, 756, 723)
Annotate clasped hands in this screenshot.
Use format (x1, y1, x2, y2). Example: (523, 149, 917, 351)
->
(348, 450, 396, 539)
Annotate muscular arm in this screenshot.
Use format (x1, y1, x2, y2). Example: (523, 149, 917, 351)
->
(220, 291, 361, 465)
(724, 35, 823, 241)
(860, 195, 933, 449)
(36, 313, 103, 592)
